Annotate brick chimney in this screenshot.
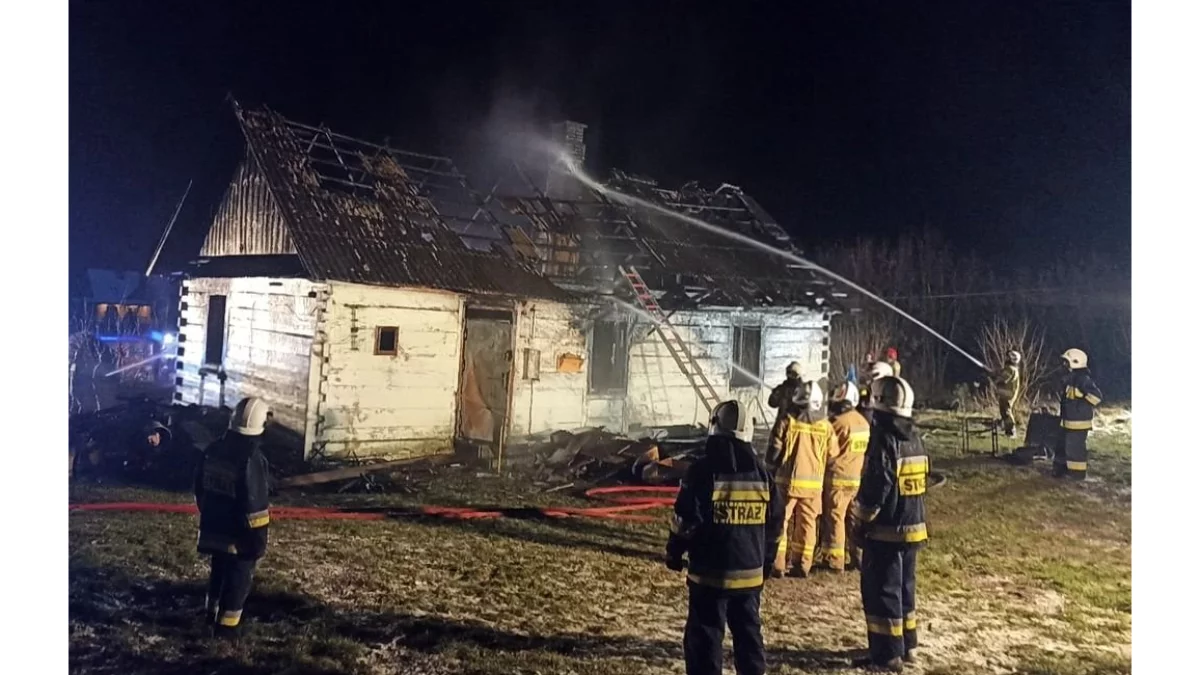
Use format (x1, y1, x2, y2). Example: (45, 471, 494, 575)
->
(546, 120, 588, 200)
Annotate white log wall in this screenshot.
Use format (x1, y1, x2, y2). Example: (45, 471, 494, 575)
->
(312, 282, 464, 459)
(177, 278, 829, 457)
(509, 301, 589, 436)
(175, 277, 324, 446)
(509, 303, 829, 437)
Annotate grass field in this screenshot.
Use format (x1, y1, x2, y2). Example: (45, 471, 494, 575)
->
(68, 409, 1132, 674)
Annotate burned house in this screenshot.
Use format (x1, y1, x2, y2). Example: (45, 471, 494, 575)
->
(175, 105, 835, 462)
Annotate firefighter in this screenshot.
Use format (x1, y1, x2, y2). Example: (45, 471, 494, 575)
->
(992, 351, 1022, 438)
(849, 376, 928, 672)
(767, 361, 804, 425)
(884, 348, 902, 379)
(820, 382, 871, 572)
(666, 400, 785, 675)
(128, 420, 172, 478)
(1054, 348, 1102, 480)
(767, 381, 835, 578)
(858, 354, 876, 401)
(194, 397, 272, 638)
(859, 362, 895, 425)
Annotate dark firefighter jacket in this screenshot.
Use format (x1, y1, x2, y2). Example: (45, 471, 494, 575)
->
(1060, 369, 1103, 431)
(857, 401, 875, 426)
(193, 432, 271, 560)
(768, 379, 802, 422)
(851, 413, 929, 546)
(666, 434, 785, 592)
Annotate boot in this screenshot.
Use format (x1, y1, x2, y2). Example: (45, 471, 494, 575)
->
(904, 649, 917, 663)
(786, 566, 810, 579)
(853, 656, 904, 672)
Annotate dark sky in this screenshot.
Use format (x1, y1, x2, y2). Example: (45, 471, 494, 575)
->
(69, 0, 1130, 283)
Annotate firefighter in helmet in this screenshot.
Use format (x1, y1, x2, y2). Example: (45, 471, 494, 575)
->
(850, 376, 929, 672)
(767, 361, 805, 426)
(820, 382, 871, 571)
(767, 381, 835, 578)
(666, 400, 785, 675)
(884, 347, 902, 379)
(992, 350, 1022, 438)
(1055, 348, 1102, 480)
(194, 397, 273, 638)
(859, 362, 895, 425)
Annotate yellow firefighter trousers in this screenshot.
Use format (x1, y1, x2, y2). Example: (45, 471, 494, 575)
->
(998, 397, 1016, 436)
(820, 487, 858, 571)
(774, 497, 822, 574)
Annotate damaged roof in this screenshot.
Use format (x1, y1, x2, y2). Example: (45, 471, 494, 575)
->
(222, 105, 573, 301)
(493, 169, 838, 309)
(203, 104, 832, 309)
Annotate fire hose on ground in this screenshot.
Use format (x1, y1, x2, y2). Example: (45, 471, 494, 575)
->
(67, 476, 946, 523)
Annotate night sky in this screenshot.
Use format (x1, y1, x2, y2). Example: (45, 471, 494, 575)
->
(69, 1, 1130, 285)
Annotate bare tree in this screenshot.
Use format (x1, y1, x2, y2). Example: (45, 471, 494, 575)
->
(818, 232, 1129, 404)
(68, 300, 167, 414)
(827, 311, 898, 385)
(973, 316, 1056, 418)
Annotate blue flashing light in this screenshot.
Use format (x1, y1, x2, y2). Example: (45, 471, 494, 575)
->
(96, 334, 145, 343)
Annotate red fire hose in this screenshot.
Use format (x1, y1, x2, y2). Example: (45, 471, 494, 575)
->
(68, 485, 682, 524)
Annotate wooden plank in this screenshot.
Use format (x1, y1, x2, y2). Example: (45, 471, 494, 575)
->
(276, 454, 453, 488)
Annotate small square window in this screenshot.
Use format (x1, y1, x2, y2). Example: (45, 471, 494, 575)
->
(375, 326, 399, 355)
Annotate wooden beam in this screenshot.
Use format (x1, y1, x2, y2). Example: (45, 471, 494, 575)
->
(276, 454, 454, 489)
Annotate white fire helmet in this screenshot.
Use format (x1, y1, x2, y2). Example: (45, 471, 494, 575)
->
(868, 361, 895, 381)
(785, 361, 803, 379)
(1006, 350, 1022, 365)
(1061, 348, 1088, 370)
(711, 400, 753, 442)
(831, 381, 860, 408)
(870, 376, 915, 419)
(230, 397, 271, 437)
(792, 380, 824, 412)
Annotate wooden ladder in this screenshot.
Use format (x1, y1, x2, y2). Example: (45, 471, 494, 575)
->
(620, 266, 723, 414)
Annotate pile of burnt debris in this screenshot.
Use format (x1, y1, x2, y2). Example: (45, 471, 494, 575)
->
(68, 397, 308, 490)
(527, 424, 709, 490)
(68, 398, 710, 495)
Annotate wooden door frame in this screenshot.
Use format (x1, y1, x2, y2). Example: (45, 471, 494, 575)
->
(454, 299, 518, 469)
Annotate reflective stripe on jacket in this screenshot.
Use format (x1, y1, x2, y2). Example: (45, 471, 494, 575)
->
(194, 432, 271, 560)
(852, 413, 929, 547)
(666, 435, 785, 592)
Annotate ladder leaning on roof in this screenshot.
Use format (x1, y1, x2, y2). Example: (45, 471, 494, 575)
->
(619, 266, 723, 415)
